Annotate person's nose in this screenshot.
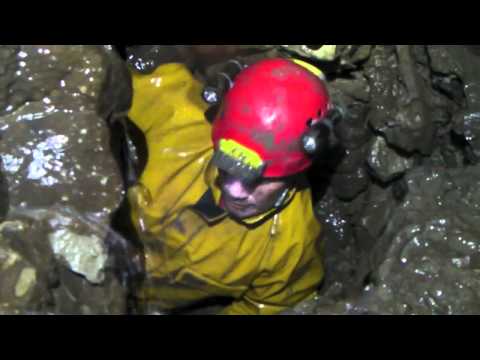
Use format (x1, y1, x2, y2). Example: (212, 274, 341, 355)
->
(222, 176, 250, 200)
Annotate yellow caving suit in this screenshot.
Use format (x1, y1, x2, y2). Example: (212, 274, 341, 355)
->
(128, 63, 324, 315)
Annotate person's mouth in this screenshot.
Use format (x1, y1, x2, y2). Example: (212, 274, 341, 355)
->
(229, 202, 247, 211)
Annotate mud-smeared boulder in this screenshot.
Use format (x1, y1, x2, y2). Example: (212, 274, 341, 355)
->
(430, 46, 480, 160)
(367, 136, 414, 183)
(0, 208, 129, 314)
(0, 45, 129, 223)
(0, 45, 133, 314)
(289, 163, 480, 315)
(285, 46, 476, 315)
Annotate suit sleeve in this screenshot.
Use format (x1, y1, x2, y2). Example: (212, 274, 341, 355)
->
(127, 63, 211, 235)
(220, 235, 325, 315)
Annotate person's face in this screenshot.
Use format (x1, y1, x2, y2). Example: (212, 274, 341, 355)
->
(217, 170, 289, 219)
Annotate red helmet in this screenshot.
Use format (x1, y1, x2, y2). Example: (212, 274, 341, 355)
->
(211, 58, 331, 181)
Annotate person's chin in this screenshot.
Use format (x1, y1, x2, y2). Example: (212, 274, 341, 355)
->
(224, 203, 255, 220)
(226, 208, 249, 219)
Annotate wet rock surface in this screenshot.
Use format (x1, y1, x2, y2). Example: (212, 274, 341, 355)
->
(0, 45, 134, 314)
(0, 208, 129, 314)
(281, 45, 480, 315)
(0, 45, 129, 219)
(367, 136, 414, 183)
(288, 164, 480, 315)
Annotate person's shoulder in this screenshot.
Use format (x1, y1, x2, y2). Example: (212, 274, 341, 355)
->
(129, 61, 210, 133)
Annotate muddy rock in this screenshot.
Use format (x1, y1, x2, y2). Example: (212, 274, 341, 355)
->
(330, 75, 371, 105)
(294, 46, 471, 315)
(0, 218, 53, 314)
(0, 45, 133, 314)
(0, 209, 128, 314)
(305, 164, 480, 315)
(328, 104, 372, 201)
(0, 45, 128, 225)
(335, 103, 372, 149)
(315, 190, 365, 298)
(331, 167, 369, 201)
(334, 45, 374, 71)
(367, 136, 414, 183)
(330, 149, 370, 202)
(358, 164, 480, 314)
(353, 183, 399, 281)
(0, 104, 123, 221)
(356, 184, 396, 243)
(126, 45, 186, 74)
(365, 46, 443, 156)
(428, 45, 480, 84)
(430, 46, 480, 158)
(420, 51, 472, 169)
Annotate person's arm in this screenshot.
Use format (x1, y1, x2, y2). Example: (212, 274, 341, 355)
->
(128, 62, 211, 234)
(218, 257, 323, 316)
(127, 62, 237, 312)
(220, 238, 325, 315)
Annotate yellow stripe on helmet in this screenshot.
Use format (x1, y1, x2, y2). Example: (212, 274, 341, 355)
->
(292, 59, 326, 81)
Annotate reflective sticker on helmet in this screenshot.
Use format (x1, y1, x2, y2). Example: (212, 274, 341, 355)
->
(219, 139, 264, 170)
